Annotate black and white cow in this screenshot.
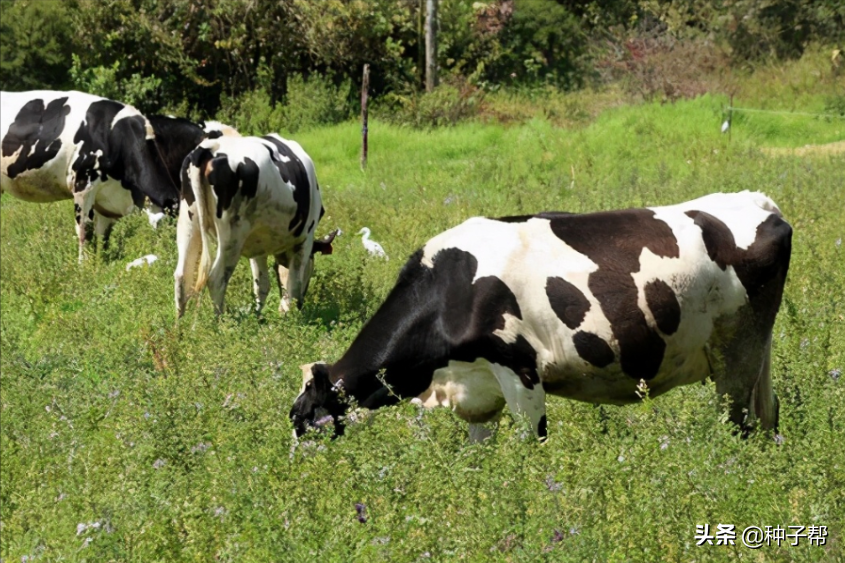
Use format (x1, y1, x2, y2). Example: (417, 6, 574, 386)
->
(175, 134, 336, 317)
(146, 115, 240, 207)
(1, 90, 179, 258)
(291, 191, 792, 441)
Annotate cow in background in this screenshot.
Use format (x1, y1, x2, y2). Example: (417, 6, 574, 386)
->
(145, 115, 239, 213)
(175, 133, 336, 317)
(291, 191, 791, 442)
(1, 90, 178, 259)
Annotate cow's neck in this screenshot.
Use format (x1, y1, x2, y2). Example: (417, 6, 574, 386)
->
(328, 252, 438, 409)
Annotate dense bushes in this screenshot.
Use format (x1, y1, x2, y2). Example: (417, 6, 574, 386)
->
(1, 0, 842, 127)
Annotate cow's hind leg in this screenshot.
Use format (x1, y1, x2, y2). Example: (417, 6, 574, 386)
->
(174, 202, 202, 318)
(714, 316, 779, 435)
(207, 240, 244, 316)
(250, 256, 271, 314)
(489, 363, 547, 440)
(273, 254, 291, 314)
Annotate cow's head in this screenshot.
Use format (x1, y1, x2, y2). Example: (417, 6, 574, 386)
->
(290, 362, 347, 438)
(281, 229, 339, 313)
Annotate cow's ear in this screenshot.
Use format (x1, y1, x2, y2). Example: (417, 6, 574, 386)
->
(310, 363, 332, 392)
(312, 230, 339, 256)
(299, 362, 316, 392)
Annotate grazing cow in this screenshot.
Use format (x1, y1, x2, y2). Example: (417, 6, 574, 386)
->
(175, 134, 336, 317)
(147, 116, 241, 188)
(291, 191, 792, 441)
(1, 90, 179, 258)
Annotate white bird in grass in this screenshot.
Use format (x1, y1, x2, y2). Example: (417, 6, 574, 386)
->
(721, 120, 730, 134)
(144, 207, 166, 229)
(357, 227, 388, 259)
(126, 254, 159, 271)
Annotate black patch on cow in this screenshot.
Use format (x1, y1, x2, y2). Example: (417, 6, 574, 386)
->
(328, 247, 538, 407)
(645, 279, 681, 335)
(546, 276, 591, 330)
(262, 135, 312, 237)
(205, 154, 260, 218)
(493, 211, 575, 223)
(573, 331, 615, 368)
(2, 97, 70, 178)
(70, 100, 177, 210)
(181, 146, 219, 209)
(538, 414, 548, 439)
(549, 209, 679, 380)
(179, 151, 197, 208)
(493, 214, 536, 223)
(148, 115, 206, 187)
(687, 210, 792, 313)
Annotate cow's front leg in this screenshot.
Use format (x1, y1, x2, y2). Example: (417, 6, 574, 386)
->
(73, 187, 97, 262)
(489, 363, 548, 440)
(93, 212, 117, 248)
(249, 256, 271, 314)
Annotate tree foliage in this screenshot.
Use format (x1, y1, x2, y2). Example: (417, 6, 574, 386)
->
(1, 0, 842, 119)
(0, 0, 76, 91)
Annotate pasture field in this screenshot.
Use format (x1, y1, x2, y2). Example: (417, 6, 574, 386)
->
(2, 87, 844, 561)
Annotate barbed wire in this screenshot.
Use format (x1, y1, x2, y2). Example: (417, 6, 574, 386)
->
(726, 106, 845, 119)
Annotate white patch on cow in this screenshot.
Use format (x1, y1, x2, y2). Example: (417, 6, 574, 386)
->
(652, 190, 779, 250)
(203, 121, 240, 137)
(110, 104, 146, 133)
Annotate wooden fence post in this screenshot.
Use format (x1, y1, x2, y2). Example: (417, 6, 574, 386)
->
(361, 64, 370, 170)
(425, 0, 438, 92)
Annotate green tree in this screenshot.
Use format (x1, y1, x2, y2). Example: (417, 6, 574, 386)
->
(0, 0, 76, 91)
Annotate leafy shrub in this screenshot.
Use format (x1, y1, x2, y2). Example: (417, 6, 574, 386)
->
(0, 0, 74, 91)
(377, 77, 485, 128)
(69, 54, 163, 113)
(217, 74, 352, 136)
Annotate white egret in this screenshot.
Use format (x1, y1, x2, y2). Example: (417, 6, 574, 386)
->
(144, 208, 166, 229)
(358, 227, 388, 259)
(125, 254, 159, 271)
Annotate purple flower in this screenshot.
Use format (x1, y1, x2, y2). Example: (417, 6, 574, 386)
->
(544, 476, 562, 492)
(314, 415, 334, 427)
(355, 502, 367, 523)
(551, 529, 564, 543)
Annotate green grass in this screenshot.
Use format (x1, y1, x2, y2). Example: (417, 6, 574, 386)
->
(2, 75, 844, 561)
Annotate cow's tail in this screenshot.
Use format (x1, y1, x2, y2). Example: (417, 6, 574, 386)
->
(752, 334, 779, 432)
(190, 160, 216, 293)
